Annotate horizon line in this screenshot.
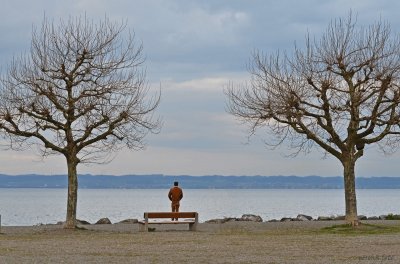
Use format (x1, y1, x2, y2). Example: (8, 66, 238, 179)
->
(1, 173, 399, 178)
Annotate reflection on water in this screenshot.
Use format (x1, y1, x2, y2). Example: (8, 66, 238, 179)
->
(0, 188, 399, 226)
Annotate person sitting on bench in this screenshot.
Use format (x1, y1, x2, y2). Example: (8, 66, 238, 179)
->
(168, 181, 183, 221)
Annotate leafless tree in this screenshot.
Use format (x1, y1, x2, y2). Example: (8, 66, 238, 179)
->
(226, 14, 400, 226)
(0, 16, 161, 228)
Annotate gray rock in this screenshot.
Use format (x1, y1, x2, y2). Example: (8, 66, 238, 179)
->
(268, 219, 279, 222)
(280, 217, 293, 222)
(240, 214, 263, 222)
(206, 215, 263, 223)
(379, 215, 387, 220)
(296, 214, 313, 221)
(333, 215, 345, 220)
(77, 219, 91, 225)
(358, 215, 367, 220)
(367, 216, 379, 220)
(205, 218, 225, 224)
(118, 219, 138, 224)
(95, 218, 112, 224)
(317, 216, 333, 221)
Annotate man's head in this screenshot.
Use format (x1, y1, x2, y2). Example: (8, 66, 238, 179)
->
(174, 181, 179, 186)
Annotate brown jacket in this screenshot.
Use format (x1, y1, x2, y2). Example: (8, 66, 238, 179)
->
(168, 186, 183, 204)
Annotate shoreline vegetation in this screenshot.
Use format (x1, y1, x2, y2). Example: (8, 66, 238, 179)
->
(1, 220, 400, 263)
(1, 174, 400, 189)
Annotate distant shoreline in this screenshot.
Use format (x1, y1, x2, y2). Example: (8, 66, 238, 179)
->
(2, 187, 400, 189)
(1, 174, 400, 189)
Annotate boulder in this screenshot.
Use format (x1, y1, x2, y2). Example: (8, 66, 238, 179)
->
(206, 215, 263, 223)
(367, 216, 379, 220)
(240, 214, 263, 222)
(118, 219, 138, 224)
(358, 215, 367, 220)
(77, 219, 91, 225)
(317, 216, 333, 221)
(280, 217, 293, 222)
(333, 215, 345, 220)
(296, 214, 313, 221)
(95, 218, 112, 224)
(268, 219, 279, 222)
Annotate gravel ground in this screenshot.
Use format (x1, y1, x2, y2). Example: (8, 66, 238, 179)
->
(1, 220, 400, 263)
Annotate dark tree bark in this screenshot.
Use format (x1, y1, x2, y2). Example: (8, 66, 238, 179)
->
(65, 155, 79, 229)
(343, 156, 358, 224)
(0, 16, 161, 228)
(226, 13, 400, 226)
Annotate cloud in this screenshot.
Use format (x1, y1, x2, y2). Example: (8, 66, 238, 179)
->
(148, 75, 247, 150)
(76, 145, 345, 177)
(1, 1, 400, 177)
(0, 148, 66, 174)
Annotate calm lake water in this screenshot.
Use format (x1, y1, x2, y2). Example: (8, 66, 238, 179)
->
(0, 188, 399, 226)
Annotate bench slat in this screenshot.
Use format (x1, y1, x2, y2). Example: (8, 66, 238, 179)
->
(139, 212, 198, 232)
(145, 212, 197, 218)
(138, 221, 195, 225)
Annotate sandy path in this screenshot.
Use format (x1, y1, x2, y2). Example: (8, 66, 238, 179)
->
(1, 221, 400, 263)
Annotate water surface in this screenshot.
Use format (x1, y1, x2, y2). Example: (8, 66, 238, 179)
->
(0, 188, 399, 226)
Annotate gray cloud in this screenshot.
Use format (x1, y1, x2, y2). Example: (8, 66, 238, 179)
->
(1, 1, 400, 176)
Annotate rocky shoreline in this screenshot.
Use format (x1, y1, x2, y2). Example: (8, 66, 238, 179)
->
(50, 213, 400, 226)
(203, 213, 400, 223)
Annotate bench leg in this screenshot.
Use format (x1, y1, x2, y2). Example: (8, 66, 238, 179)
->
(189, 222, 197, 231)
(139, 223, 148, 232)
(189, 212, 198, 231)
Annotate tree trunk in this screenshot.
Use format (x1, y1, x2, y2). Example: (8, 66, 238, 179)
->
(342, 157, 359, 226)
(64, 156, 78, 229)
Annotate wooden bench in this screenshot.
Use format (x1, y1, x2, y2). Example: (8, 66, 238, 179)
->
(138, 212, 198, 232)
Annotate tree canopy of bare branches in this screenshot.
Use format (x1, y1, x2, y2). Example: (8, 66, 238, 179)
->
(226, 14, 400, 225)
(0, 16, 160, 228)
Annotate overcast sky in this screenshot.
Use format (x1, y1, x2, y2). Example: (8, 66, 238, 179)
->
(1, 0, 400, 177)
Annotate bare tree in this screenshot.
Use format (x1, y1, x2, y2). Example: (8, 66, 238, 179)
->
(226, 14, 400, 226)
(0, 16, 160, 228)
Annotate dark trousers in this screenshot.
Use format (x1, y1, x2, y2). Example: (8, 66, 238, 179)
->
(171, 203, 180, 220)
